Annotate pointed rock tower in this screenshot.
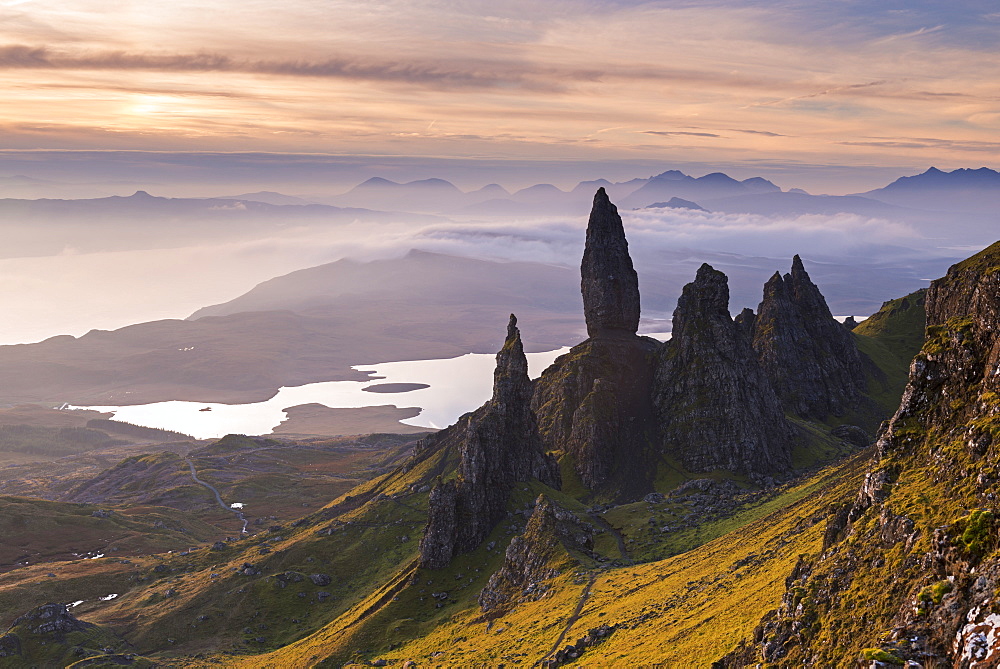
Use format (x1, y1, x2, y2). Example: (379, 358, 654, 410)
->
(653, 264, 792, 477)
(533, 190, 659, 496)
(581, 188, 641, 339)
(418, 315, 560, 569)
(752, 255, 876, 421)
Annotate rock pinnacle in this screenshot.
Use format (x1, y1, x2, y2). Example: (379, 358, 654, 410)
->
(581, 188, 640, 338)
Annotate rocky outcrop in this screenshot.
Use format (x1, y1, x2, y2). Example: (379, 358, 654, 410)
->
(654, 264, 792, 478)
(478, 495, 587, 613)
(418, 315, 560, 569)
(533, 337, 659, 494)
(722, 241, 1000, 666)
(581, 187, 640, 339)
(542, 624, 618, 667)
(751, 255, 874, 420)
(10, 603, 91, 639)
(0, 603, 129, 664)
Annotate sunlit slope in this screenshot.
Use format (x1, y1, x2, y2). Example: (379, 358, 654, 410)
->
(721, 240, 1000, 665)
(247, 452, 866, 667)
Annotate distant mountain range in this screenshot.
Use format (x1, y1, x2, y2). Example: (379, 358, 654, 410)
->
(4, 166, 996, 236)
(312, 169, 785, 215)
(858, 166, 1000, 212)
(294, 167, 1000, 235)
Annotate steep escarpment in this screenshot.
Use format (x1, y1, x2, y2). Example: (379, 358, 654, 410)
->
(532, 337, 659, 495)
(654, 264, 793, 479)
(723, 240, 1000, 666)
(751, 255, 878, 422)
(418, 315, 560, 569)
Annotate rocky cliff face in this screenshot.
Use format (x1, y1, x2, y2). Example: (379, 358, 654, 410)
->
(751, 255, 875, 421)
(653, 264, 792, 478)
(532, 188, 659, 496)
(723, 241, 1000, 666)
(532, 337, 659, 495)
(581, 187, 640, 339)
(418, 315, 560, 569)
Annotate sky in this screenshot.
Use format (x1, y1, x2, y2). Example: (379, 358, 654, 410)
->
(0, 1, 998, 192)
(0, 1, 995, 346)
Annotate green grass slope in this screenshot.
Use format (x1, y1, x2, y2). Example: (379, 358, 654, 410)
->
(243, 453, 868, 667)
(0, 496, 220, 573)
(852, 288, 927, 415)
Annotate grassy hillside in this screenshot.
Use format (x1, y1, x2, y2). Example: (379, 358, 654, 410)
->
(0, 496, 221, 576)
(852, 288, 927, 416)
(243, 453, 868, 666)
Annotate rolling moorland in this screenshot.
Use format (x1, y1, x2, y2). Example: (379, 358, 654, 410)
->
(1, 183, 998, 667)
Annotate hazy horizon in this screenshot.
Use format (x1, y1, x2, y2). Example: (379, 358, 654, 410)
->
(0, 1, 997, 349)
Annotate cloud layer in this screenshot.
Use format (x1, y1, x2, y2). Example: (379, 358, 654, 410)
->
(0, 1, 997, 169)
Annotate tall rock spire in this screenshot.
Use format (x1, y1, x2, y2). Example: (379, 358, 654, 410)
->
(418, 314, 560, 569)
(581, 188, 640, 338)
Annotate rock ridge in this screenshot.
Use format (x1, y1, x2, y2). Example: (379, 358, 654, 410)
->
(751, 254, 876, 421)
(418, 315, 560, 569)
(478, 494, 592, 614)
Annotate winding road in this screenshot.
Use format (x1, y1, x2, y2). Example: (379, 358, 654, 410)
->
(185, 458, 248, 533)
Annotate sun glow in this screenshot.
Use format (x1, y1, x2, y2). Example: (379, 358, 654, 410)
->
(127, 94, 181, 116)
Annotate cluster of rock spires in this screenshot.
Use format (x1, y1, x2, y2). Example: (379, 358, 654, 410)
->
(654, 263, 793, 476)
(418, 187, 877, 568)
(534, 188, 874, 493)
